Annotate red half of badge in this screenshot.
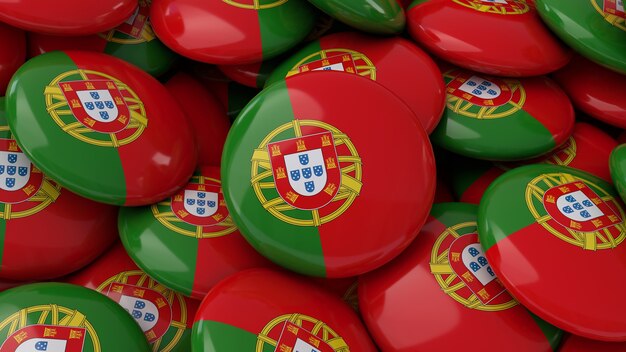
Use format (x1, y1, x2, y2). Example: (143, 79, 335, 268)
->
(292, 54, 357, 76)
(105, 282, 172, 343)
(0, 325, 86, 351)
(58, 80, 131, 133)
(543, 181, 622, 232)
(447, 72, 513, 107)
(171, 183, 229, 227)
(448, 233, 506, 305)
(0, 139, 43, 204)
(268, 131, 341, 210)
(276, 321, 335, 352)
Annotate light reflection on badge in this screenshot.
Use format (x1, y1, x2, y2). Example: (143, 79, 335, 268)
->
(527, 172, 626, 250)
(452, 0, 530, 15)
(252, 120, 363, 227)
(256, 314, 348, 352)
(430, 222, 517, 311)
(592, 0, 626, 31)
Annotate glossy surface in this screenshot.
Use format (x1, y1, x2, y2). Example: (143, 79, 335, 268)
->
(150, 0, 316, 64)
(360, 203, 561, 352)
(192, 269, 377, 351)
(0, 283, 151, 351)
(265, 31, 446, 133)
(610, 144, 626, 204)
(222, 71, 436, 277)
(0, 23, 25, 96)
(67, 243, 199, 351)
(6, 50, 197, 206)
(553, 55, 626, 128)
(479, 164, 626, 340)
(535, 0, 626, 74)
(0, 0, 136, 35)
(408, 0, 570, 76)
(120, 166, 273, 299)
(431, 68, 575, 160)
(165, 73, 231, 167)
(307, 0, 405, 34)
(559, 334, 626, 351)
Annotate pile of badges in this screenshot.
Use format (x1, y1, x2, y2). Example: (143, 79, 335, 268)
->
(0, 0, 624, 350)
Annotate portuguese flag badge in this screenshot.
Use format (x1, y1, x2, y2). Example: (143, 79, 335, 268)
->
(5, 50, 197, 206)
(306, 0, 405, 34)
(221, 71, 436, 278)
(119, 166, 274, 299)
(407, 0, 570, 76)
(535, 0, 626, 74)
(67, 243, 199, 352)
(610, 144, 626, 204)
(559, 333, 626, 351)
(359, 203, 562, 351)
(28, 0, 178, 77)
(0, 283, 151, 351)
(0, 98, 118, 281)
(479, 164, 626, 340)
(0, 22, 25, 96)
(265, 31, 446, 134)
(191, 269, 377, 351)
(431, 67, 574, 161)
(149, 0, 316, 65)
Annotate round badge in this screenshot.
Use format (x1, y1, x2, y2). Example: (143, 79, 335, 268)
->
(553, 55, 626, 128)
(0, 99, 118, 281)
(119, 166, 273, 299)
(67, 243, 199, 351)
(265, 31, 446, 134)
(0, 23, 25, 96)
(535, 0, 626, 74)
(191, 269, 377, 351)
(431, 67, 574, 160)
(359, 203, 562, 351)
(5, 50, 197, 206)
(560, 334, 626, 351)
(165, 73, 231, 167)
(0, 283, 151, 351)
(28, 1, 177, 77)
(0, 0, 136, 35)
(307, 0, 405, 34)
(408, 0, 570, 76)
(222, 71, 436, 278)
(610, 144, 626, 204)
(149, 0, 316, 64)
(218, 55, 284, 89)
(479, 164, 626, 340)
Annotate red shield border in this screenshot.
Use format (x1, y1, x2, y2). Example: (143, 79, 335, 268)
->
(604, 0, 626, 18)
(447, 71, 513, 107)
(295, 54, 357, 76)
(0, 325, 85, 351)
(105, 283, 172, 343)
(543, 181, 622, 232)
(448, 233, 506, 305)
(171, 183, 230, 227)
(276, 321, 334, 352)
(113, 2, 150, 39)
(0, 139, 43, 204)
(58, 80, 131, 134)
(455, 0, 529, 13)
(268, 131, 341, 210)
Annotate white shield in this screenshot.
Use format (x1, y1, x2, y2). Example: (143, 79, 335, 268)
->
(76, 89, 119, 123)
(461, 243, 496, 286)
(458, 75, 502, 99)
(0, 151, 31, 191)
(618, 0, 624, 12)
(294, 338, 321, 352)
(183, 190, 218, 218)
(556, 190, 603, 222)
(313, 62, 346, 72)
(284, 149, 327, 196)
(15, 338, 67, 352)
(119, 295, 159, 332)
(480, 0, 508, 3)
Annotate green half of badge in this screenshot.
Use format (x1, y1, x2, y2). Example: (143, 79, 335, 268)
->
(307, 0, 405, 34)
(0, 283, 151, 351)
(610, 144, 626, 204)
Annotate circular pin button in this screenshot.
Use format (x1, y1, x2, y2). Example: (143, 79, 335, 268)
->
(192, 268, 377, 351)
(119, 166, 274, 299)
(535, 0, 626, 74)
(559, 334, 626, 351)
(408, 0, 570, 76)
(5, 50, 197, 206)
(431, 67, 574, 160)
(67, 243, 199, 351)
(307, 0, 405, 34)
(479, 164, 626, 340)
(610, 144, 626, 204)
(149, 0, 316, 64)
(265, 31, 446, 134)
(0, 283, 151, 351)
(359, 202, 562, 352)
(0, 0, 137, 35)
(222, 71, 436, 278)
